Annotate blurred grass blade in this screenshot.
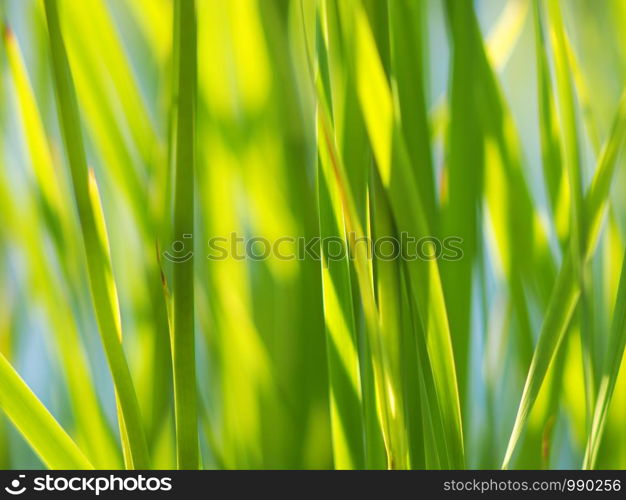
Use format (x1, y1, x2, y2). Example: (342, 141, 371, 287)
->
(3, 26, 65, 228)
(546, 0, 595, 419)
(503, 88, 626, 469)
(583, 251, 626, 469)
(442, 0, 484, 407)
(171, 0, 199, 470)
(4, 26, 123, 468)
(533, 0, 564, 238)
(44, 0, 150, 470)
(0, 353, 93, 470)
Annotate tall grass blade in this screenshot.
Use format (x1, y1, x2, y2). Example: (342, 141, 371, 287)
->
(171, 0, 199, 470)
(583, 250, 626, 469)
(43, 0, 150, 469)
(503, 89, 626, 469)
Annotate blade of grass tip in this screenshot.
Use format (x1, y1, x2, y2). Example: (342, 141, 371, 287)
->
(583, 250, 626, 469)
(502, 88, 626, 469)
(43, 0, 150, 470)
(533, 0, 564, 234)
(171, 0, 198, 470)
(0, 353, 93, 470)
(546, 0, 595, 421)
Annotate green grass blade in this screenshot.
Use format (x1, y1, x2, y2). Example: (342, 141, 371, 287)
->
(533, 0, 564, 235)
(171, 0, 199, 470)
(353, 5, 464, 467)
(4, 27, 123, 468)
(583, 250, 626, 469)
(388, 0, 436, 230)
(317, 139, 365, 469)
(502, 88, 626, 469)
(441, 0, 485, 408)
(546, 0, 595, 420)
(0, 353, 93, 470)
(44, 0, 150, 470)
(371, 172, 409, 469)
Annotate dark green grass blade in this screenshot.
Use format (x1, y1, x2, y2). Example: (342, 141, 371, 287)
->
(171, 0, 199, 470)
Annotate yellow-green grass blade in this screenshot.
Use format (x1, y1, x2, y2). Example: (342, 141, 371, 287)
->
(60, 0, 158, 167)
(388, 0, 437, 232)
(583, 250, 626, 469)
(371, 172, 410, 469)
(546, 0, 594, 419)
(52, 0, 174, 445)
(54, 0, 153, 237)
(0, 280, 13, 469)
(330, 0, 463, 466)
(0, 176, 122, 469)
(533, 0, 564, 237)
(317, 1, 395, 467)
(4, 26, 65, 234)
(503, 88, 626, 469)
(171, 0, 199, 470)
(316, 14, 366, 468)
(351, 3, 464, 468)
(3, 27, 126, 467)
(441, 0, 485, 407)
(44, 0, 150, 470)
(0, 353, 93, 470)
(30, 5, 173, 437)
(317, 142, 365, 470)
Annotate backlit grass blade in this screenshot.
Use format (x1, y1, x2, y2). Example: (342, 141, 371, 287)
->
(583, 250, 626, 469)
(441, 0, 484, 407)
(171, 0, 199, 470)
(317, 1, 395, 468)
(388, 0, 436, 230)
(3, 26, 65, 231)
(546, 0, 595, 420)
(44, 0, 150, 470)
(0, 353, 93, 470)
(371, 172, 410, 469)
(317, 139, 365, 469)
(351, 3, 464, 467)
(503, 88, 626, 469)
(3, 27, 123, 468)
(533, 0, 564, 238)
